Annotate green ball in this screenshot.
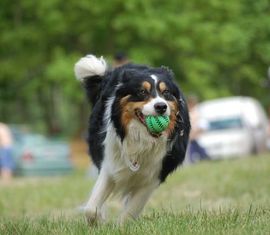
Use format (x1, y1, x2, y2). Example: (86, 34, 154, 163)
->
(145, 115, 170, 133)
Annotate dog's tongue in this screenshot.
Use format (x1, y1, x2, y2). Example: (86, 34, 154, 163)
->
(138, 114, 145, 124)
(135, 110, 146, 124)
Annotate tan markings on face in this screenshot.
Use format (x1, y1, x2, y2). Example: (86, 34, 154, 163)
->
(166, 100, 179, 136)
(142, 81, 151, 92)
(120, 95, 150, 134)
(159, 82, 167, 93)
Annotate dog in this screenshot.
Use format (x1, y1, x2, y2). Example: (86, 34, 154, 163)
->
(74, 55, 190, 224)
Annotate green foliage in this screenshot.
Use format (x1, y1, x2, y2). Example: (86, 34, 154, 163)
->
(0, 0, 269, 134)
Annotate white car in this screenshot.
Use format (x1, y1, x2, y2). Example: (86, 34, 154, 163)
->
(197, 96, 269, 159)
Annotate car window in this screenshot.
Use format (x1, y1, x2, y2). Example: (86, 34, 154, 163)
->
(208, 117, 244, 131)
(21, 135, 47, 145)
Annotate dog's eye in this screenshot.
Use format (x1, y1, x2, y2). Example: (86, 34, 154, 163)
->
(162, 90, 170, 96)
(162, 89, 173, 100)
(139, 89, 147, 96)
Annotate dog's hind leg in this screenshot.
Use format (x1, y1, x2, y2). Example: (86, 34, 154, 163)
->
(119, 183, 158, 224)
(85, 168, 114, 225)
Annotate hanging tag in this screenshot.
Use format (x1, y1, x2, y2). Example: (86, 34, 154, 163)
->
(128, 160, 140, 172)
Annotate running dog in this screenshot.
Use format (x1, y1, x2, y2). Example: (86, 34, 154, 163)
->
(74, 55, 190, 224)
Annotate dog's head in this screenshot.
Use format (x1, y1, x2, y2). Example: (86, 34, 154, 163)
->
(107, 64, 187, 140)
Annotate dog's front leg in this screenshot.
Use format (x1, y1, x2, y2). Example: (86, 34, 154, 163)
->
(85, 168, 114, 224)
(119, 183, 158, 224)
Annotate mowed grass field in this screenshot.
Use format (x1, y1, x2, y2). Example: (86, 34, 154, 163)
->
(0, 154, 270, 235)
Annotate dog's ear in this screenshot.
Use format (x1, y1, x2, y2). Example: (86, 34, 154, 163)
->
(118, 64, 150, 83)
(121, 69, 136, 82)
(176, 95, 190, 139)
(160, 66, 175, 80)
(120, 68, 141, 83)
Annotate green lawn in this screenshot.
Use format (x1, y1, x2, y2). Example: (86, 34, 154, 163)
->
(1, 154, 270, 235)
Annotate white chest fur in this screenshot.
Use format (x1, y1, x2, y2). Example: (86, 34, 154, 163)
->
(102, 120, 168, 195)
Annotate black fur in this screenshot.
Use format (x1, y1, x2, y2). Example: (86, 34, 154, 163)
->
(83, 63, 190, 182)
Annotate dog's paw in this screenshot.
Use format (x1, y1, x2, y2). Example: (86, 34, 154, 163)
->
(118, 212, 136, 226)
(85, 207, 102, 225)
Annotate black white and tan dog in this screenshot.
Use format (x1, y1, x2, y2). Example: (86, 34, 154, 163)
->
(74, 55, 190, 224)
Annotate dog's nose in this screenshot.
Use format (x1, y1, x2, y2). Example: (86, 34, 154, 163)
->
(154, 102, 167, 115)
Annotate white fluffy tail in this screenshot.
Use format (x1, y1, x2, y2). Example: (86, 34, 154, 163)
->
(74, 55, 107, 82)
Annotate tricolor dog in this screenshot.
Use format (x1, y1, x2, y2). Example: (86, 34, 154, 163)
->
(74, 55, 190, 224)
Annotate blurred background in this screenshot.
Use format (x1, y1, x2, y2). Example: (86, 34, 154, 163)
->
(0, 1, 270, 178)
(1, 0, 270, 132)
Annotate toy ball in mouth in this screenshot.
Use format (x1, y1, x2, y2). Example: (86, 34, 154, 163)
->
(145, 115, 170, 133)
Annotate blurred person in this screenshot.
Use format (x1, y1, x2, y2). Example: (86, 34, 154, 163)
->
(267, 105, 270, 150)
(187, 96, 209, 163)
(268, 106, 270, 132)
(0, 123, 14, 181)
(113, 51, 129, 68)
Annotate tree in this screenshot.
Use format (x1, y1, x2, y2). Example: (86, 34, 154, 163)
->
(0, 0, 269, 135)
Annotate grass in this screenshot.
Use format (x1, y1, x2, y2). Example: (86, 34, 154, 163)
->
(0, 154, 270, 234)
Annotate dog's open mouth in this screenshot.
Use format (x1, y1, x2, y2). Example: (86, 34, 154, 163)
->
(135, 109, 161, 138)
(135, 109, 146, 125)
